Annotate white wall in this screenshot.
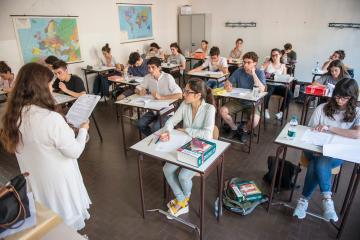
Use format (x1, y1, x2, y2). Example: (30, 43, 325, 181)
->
(190, 0, 360, 83)
(0, 0, 189, 88)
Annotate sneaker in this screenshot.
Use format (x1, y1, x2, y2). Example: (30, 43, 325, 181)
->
(167, 197, 190, 210)
(275, 111, 283, 120)
(293, 198, 308, 219)
(322, 198, 338, 222)
(265, 109, 270, 119)
(167, 199, 189, 219)
(239, 131, 250, 143)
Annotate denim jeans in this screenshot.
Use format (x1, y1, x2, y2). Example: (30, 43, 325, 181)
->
(163, 163, 196, 202)
(207, 79, 224, 89)
(302, 151, 343, 199)
(93, 75, 110, 96)
(137, 111, 168, 136)
(264, 85, 293, 111)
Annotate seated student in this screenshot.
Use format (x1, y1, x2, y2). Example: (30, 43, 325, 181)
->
(262, 48, 291, 120)
(147, 42, 165, 59)
(115, 52, 149, 101)
(44, 55, 59, 70)
(160, 78, 216, 217)
(0, 61, 15, 93)
(189, 46, 229, 89)
(321, 50, 345, 72)
(92, 43, 121, 98)
(314, 60, 350, 86)
(52, 60, 86, 98)
(135, 57, 182, 136)
(294, 78, 360, 222)
(167, 42, 186, 74)
(229, 38, 244, 59)
(192, 40, 209, 55)
(220, 51, 266, 143)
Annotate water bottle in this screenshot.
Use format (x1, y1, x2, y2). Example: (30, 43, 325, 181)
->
(214, 197, 223, 217)
(287, 115, 298, 140)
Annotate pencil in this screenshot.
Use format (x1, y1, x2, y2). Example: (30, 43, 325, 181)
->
(155, 137, 161, 144)
(148, 138, 153, 146)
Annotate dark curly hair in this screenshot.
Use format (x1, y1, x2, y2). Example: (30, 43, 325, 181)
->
(324, 78, 358, 122)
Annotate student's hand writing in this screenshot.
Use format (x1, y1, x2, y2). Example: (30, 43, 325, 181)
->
(159, 131, 170, 142)
(80, 120, 90, 130)
(59, 82, 68, 92)
(313, 124, 329, 132)
(135, 88, 146, 96)
(152, 91, 162, 100)
(224, 80, 233, 92)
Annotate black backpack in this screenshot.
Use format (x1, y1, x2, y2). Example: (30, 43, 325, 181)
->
(263, 156, 300, 190)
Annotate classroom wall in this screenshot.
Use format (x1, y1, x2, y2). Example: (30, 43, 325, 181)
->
(0, 0, 189, 90)
(190, 0, 360, 83)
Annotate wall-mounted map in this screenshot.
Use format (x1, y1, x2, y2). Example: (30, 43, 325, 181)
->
(117, 4, 153, 43)
(13, 17, 82, 63)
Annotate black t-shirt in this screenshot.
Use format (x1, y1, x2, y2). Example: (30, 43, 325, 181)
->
(53, 74, 85, 94)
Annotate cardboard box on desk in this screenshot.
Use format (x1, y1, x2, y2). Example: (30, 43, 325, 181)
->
(305, 85, 328, 96)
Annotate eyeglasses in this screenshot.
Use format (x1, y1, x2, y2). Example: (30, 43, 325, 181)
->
(271, 54, 280, 57)
(183, 90, 196, 95)
(335, 96, 351, 101)
(243, 61, 254, 65)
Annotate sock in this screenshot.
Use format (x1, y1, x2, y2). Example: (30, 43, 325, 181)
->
(322, 191, 332, 199)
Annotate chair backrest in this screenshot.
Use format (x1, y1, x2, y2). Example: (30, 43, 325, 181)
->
(213, 125, 219, 140)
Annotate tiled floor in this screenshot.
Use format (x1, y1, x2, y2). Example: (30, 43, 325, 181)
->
(1, 101, 359, 240)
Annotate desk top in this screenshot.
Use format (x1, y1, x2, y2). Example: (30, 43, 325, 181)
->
(215, 88, 267, 102)
(266, 76, 294, 84)
(115, 94, 178, 111)
(227, 58, 242, 65)
(108, 75, 143, 86)
(53, 92, 76, 105)
(187, 71, 228, 79)
(81, 66, 115, 72)
(161, 63, 180, 69)
(130, 130, 230, 173)
(185, 56, 208, 61)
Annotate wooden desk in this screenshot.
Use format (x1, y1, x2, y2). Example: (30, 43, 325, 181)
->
(130, 130, 230, 240)
(186, 71, 228, 88)
(268, 123, 360, 239)
(214, 88, 267, 153)
(81, 66, 116, 93)
(115, 94, 179, 156)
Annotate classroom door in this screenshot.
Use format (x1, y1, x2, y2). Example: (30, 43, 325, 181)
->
(191, 14, 206, 52)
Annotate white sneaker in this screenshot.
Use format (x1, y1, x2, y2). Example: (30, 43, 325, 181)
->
(275, 111, 283, 120)
(293, 198, 308, 219)
(265, 109, 270, 119)
(322, 198, 338, 222)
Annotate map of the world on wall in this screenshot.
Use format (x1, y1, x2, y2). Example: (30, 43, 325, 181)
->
(13, 17, 82, 63)
(118, 4, 154, 43)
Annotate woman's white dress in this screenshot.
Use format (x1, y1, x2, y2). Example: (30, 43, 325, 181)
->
(15, 105, 91, 230)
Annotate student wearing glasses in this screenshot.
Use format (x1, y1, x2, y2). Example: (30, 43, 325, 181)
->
(220, 51, 266, 143)
(294, 78, 360, 222)
(160, 78, 216, 218)
(262, 48, 291, 120)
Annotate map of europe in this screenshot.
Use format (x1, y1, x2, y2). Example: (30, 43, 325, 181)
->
(15, 17, 82, 63)
(118, 5, 153, 41)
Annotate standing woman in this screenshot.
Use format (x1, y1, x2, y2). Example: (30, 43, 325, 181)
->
(167, 42, 186, 74)
(0, 63, 91, 230)
(262, 48, 291, 120)
(160, 78, 216, 217)
(294, 78, 360, 222)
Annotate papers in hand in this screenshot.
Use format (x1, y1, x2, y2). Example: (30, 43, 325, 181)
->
(66, 94, 100, 128)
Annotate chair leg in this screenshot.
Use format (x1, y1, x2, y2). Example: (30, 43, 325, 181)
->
(331, 167, 342, 195)
(289, 164, 301, 202)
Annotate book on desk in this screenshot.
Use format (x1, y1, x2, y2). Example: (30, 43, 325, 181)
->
(176, 138, 216, 167)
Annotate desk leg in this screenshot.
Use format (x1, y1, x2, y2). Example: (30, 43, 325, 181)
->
(137, 108, 142, 140)
(281, 85, 289, 125)
(267, 145, 285, 212)
(83, 70, 90, 93)
(120, 105, 127, 156)
(137, 154, 145, 219)
(91, 114, 103, 142)
(257, 99, 263, 144)
(340, 163, 358, 215)
(337, 164, 360, 239)
(200, 174, 205, 240)
(247, 103, 256, 153)
(218, 154, 225, 222)
(300, 95, 310, 125)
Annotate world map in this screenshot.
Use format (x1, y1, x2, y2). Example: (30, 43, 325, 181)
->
(118, 5, 153, 42)
(14, 17, 82, 63)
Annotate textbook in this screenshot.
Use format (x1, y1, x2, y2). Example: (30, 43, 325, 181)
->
(176, 138, 216, 167)
(66, 94, 100, 128)
(230, 180, 263, 202)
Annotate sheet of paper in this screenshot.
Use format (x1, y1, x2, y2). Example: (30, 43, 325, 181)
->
(155, 131, 189, 152)
(145, 100, 172, 109)
(300, 129, 333, 146)
(323, 144, 360, 164)
(53, 92, 75, 105)
(129, 76, 144, 83)
(0, 192, 37, 238)
(65, 94, 100, 128)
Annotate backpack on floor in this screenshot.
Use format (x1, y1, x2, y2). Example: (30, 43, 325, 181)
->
(222, 178, 268, 216)
(263, 156, 300, 190)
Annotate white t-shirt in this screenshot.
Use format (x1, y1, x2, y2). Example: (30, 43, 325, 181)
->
(265, 62, 286, 75)
(201, 57, 228, 72)
(101, 55, 117, 67)
(138, 72, 182, 96)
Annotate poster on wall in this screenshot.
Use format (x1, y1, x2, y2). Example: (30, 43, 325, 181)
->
(12, 16, 82, 63)
(117, 3, 154, 43)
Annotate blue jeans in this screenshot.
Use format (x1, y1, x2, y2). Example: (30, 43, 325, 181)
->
(93, 75, 110, 96)
(163, 163, 196, 202)
(207, 79, 224, 89)
(137, 111, 168, 136)
(302, 151, 343, 199)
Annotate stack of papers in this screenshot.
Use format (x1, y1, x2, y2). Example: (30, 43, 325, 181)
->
(66, 94, 100, 128)
(130, 95, 172, 109)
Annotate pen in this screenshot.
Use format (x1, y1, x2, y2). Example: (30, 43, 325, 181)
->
(148, 138, 153, 146)
(155, 136, 161, 144)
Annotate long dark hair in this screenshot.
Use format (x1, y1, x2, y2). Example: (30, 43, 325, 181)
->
(324, 78, 358, 122)
(187, 78, 215, 106)
(270, 48, 282, 63)
(326, 60, 349, 80)
(0, 63, 56, 153)
(170, 42, 183, 54)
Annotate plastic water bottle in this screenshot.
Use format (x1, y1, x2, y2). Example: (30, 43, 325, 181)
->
(287, 115, 298, 140)
(214, 197, 223, 217)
